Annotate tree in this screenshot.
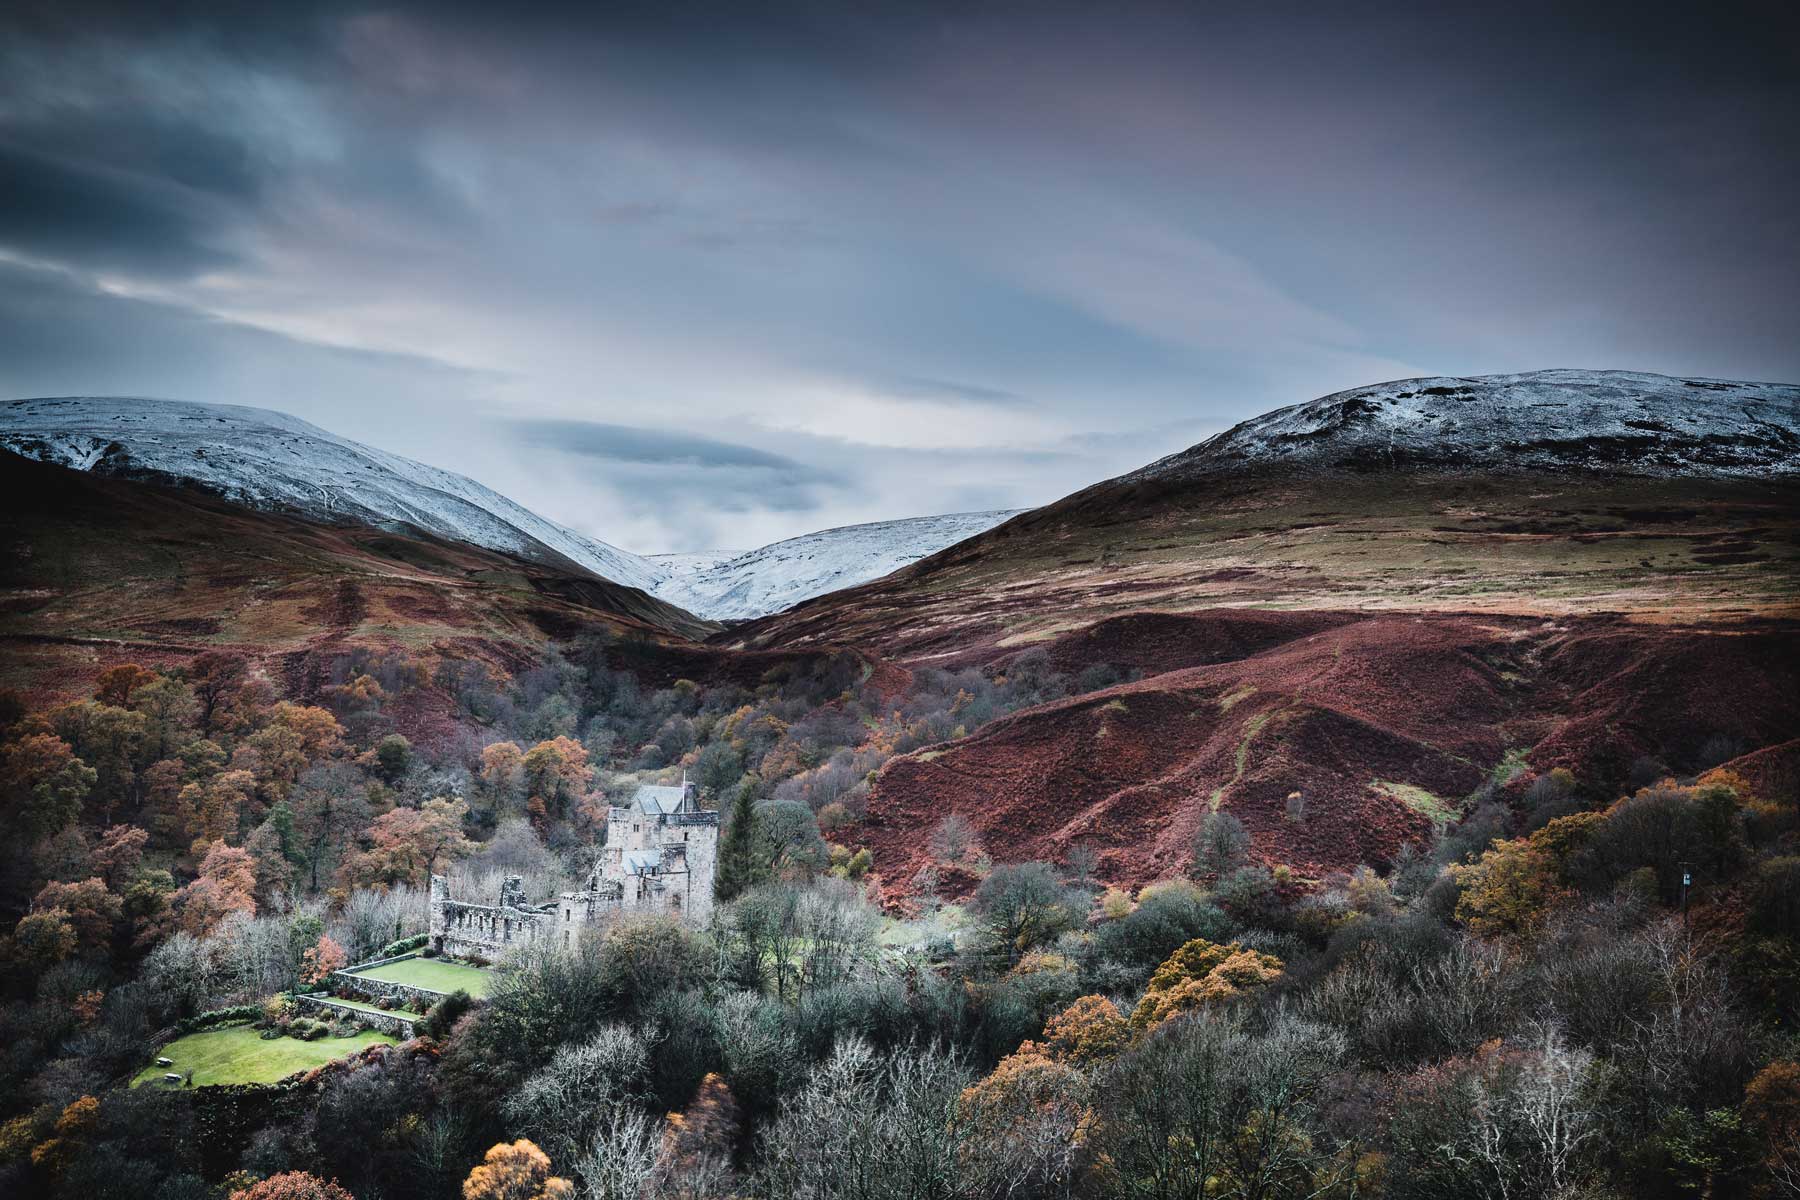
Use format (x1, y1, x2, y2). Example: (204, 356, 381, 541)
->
(189, 650, 250, 733)
(959, 1041, 1090, 1199)
(1743, 1060, 1800, 1197)
(1, 732, 95, 839)
(1042, 994, 1130, 1066)
(463, 1139, 573, 1200)
(522, 737, 593, 819)
(245, 703, 344, 798)
(95, 663, 158, 707)
(172, 842, 258, 936)
(373, 734, 413, 784)
(481, 741, 527, 812)
(503, 1025, 651, 1167)
(180, 768, 256, 846)
(7, 909, 76, 971)
(753, 799, 829, 880)
(1451, 838, 1568, 938)
(33, 878, 121, 949)
(714, 783, 760, 903)
(231, 1172, 356, 1200)
(577, 1107, 662, 1200)
(49, 700, 150, 821)
(656, 1073, 740, 1195)
(339, 797, 473, 888)
(300, 934, 348, 984)
(973, 862, 1082, 963)
(931, 812, 979, 864)
(1130, 937, 1283, 1030)
(1192, 810, 1251, 879)
(91, 823, 149, 889)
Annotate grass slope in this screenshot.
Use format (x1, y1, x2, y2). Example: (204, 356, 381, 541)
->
(350, 955, 495, 998)
(132, 1025, 393, 1087)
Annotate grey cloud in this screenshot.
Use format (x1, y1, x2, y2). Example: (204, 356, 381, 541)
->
(503, 419, 827, 474)
(0, 142, 237, 277)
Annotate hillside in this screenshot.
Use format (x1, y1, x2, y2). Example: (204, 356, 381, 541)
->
(0, 396, 667, 592)
(719, 370, 1800, 896)
(729, 371, 1800, 661)
(651, 509, 1024, 619)
(0, 451, 716, 705)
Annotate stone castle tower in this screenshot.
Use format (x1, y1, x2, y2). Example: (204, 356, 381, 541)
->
(429, 778, 718, 959)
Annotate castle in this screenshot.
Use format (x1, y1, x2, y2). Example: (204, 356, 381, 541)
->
(429, 779, 719, 959)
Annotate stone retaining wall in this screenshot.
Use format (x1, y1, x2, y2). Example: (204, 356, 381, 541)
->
(294, 994, 416, 1040)
(330, 953, 447, 1012)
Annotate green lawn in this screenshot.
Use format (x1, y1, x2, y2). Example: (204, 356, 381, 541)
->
(132, 1024, 393, 1088)
(349, 955, 496, 998)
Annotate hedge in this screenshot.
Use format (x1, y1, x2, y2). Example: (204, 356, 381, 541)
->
(175, 1004, 265, 1036)
(378, 933, 430, 959)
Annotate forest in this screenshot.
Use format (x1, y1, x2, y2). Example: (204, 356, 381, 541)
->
(1, 632, 1796, 1200)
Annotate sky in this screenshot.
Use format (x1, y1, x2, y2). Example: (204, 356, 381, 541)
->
(2, 0, 1797, 555)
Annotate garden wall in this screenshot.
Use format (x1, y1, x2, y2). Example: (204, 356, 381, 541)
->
(294, 994, 416, 1040)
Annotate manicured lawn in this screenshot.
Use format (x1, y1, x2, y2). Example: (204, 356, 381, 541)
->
(132, 1024, 393, 1087)
(349, 955, 496, 998)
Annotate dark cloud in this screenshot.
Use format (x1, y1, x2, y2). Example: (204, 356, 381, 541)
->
(0, 142, 236, 276)
(503, 418, 825, 474)
(0, 0, 1795, 552)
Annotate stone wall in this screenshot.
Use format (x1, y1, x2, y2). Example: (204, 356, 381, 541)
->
(330, 967, 444, 1013)
(294, 994, 416, 1040)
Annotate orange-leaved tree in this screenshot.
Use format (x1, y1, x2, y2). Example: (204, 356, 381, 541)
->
(1130, 937, 1283, 1030)
(463, 1139, 573, 1200)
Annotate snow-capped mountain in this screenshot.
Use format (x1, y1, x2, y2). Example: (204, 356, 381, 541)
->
(1124, 369, 1800, 483)
(651, 510, 1025, 620)
(0, 396, 1028, 621)
(0, 397, 666, 592)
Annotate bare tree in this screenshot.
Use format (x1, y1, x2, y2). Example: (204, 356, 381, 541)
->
(577, 1105, 663, 1200)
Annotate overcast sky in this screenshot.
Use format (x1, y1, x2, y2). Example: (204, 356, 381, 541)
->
(3, 1, 1796, 553)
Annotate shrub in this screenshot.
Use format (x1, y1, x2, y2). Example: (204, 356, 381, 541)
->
(419, 989, 474, 1041)
(1130, 937, 1283, 1030)
(378, 933, 430, 959)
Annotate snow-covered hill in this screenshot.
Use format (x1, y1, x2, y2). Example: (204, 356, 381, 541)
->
(651, 510, 1025, 620)
(0, 396, 1027, 620)
(1125, 370, 1800, 483)
(0, 397, 666, 592)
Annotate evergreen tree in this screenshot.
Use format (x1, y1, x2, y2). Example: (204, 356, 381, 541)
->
(714, 781, 760, 902)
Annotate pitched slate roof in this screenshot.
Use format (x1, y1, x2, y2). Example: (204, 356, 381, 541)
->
(634, 783, 690, 815)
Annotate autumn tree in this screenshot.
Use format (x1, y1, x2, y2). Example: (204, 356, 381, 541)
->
(94, 663, 157, 708)
(339, 797, 473, 888)
(463, 1139, 573, 1200)
(522, 737, 592, 820)
(0, 732, 94, 840)
(33, 878, 121, 949)
(7, 909, 76, 971)
(230, 1172, 356, 1200)
(173, 841, 258, 936)
(656, 1072, 740, 1194)
(300, 934, 348, 984)
(244, 702, 344, 800)
(959, 1041, 1091, 1199)
(91, 823, 149, 889)
(1043, 994, 1131, 1065)
(181, 767, 257, 848)
(189, 650, 249, 733)
(481, 740, 526, 813)
(1451, 837, 1569, 938)
(1130, 937, 1284, 1030)
(48, 700, 150, 821)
